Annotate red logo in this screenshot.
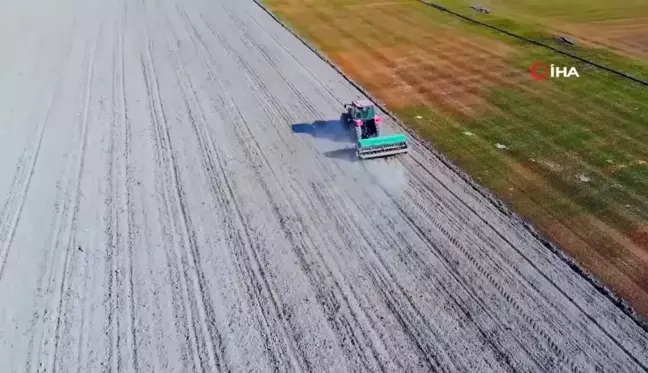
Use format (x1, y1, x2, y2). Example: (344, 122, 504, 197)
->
(530, 62, 550, 81)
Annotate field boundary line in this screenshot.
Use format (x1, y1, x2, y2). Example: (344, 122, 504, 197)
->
(252, 0, 648, 332)
(419, 1, 648, 87)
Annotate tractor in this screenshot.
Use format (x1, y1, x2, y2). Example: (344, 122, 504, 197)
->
(344, 100, 409, 159)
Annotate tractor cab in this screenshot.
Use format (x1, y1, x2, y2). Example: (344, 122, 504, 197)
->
(349, 100, 376, 121)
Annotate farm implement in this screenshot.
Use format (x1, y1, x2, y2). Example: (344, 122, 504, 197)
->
(344, 100, 409, 159)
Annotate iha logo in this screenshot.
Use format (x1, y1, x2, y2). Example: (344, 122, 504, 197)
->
(530, 62, 580, 81)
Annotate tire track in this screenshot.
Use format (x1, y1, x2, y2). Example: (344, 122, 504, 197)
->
(177, 12, 306, 370)
(73, 19, 112, 373)
(293, 145, 550, 370)
(375, 203, 539, 371)
(214, 8, 374, 182)
(21, 31, 80, 373)
(244, 8, 351, 110)
(327, 175, 505, 371)
(331, 187, 471, 372)
(399, 186, 572, 371)
(181, 14, 389, 369)
(140, 8, 224, 371)
(193, 13, 372, 371)
(104, 11, 139, 373)
(0, 33, 61, 259)
(119, 8, 140, 371)
(176, 8, 305, 371)
(307, 181, 444, 372)
(0, 60, 66, 283)
(77, 209, 102, 373)
(204, 2, 648, 370)
(163, 9, 236, 372)
(139, 38, 202, 373)
(25, 34, 99, 373)
(404, 151, 648, 370)
(313, 167, 504, 372)
(49, 36, 97, 373)
(342, 155, 569, 370)
(200, 11, 560, 370)
(222, 9, 328, 121)
(358, 145, 644, 371)
(395, 248, 523, 373)
(211, 76, 391, 373)
(105, 21, 121, 373)
(135, 2, 195, 370)
(199, 14, 442, 369)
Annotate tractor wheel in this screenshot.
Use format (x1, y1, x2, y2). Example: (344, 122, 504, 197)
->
(367, 121, 378, 138)
(340, 113, 349, 127)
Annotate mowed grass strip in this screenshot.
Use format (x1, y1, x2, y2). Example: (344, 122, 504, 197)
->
(264, 0, 648, 315)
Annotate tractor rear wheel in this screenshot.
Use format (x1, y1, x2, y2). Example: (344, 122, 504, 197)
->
(366, 120, 378, 138)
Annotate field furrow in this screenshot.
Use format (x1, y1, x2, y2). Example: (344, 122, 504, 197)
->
(0, 0, 647, 371)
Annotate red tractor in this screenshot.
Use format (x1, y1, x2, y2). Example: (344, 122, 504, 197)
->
(344, 100, 409, 159)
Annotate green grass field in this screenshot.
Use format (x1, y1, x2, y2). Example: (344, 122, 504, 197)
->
(265, 0, 648, 315)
